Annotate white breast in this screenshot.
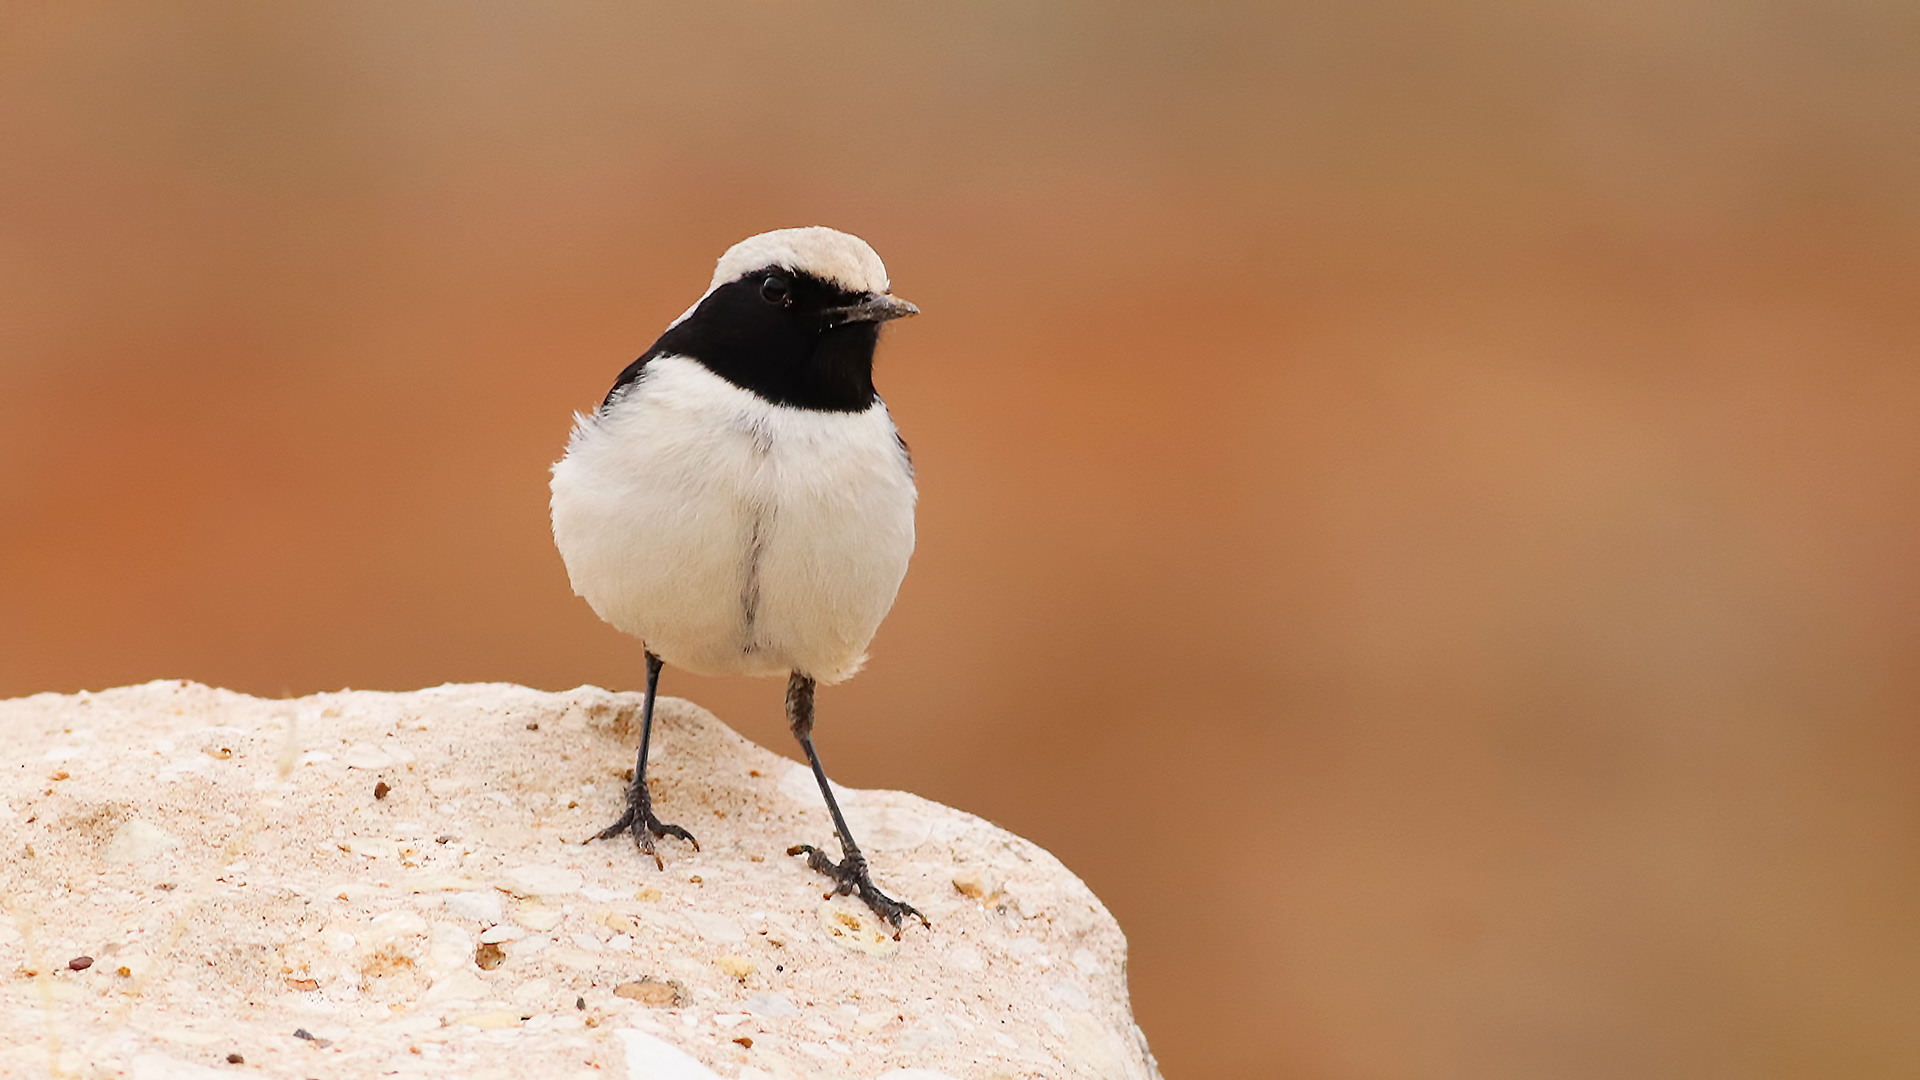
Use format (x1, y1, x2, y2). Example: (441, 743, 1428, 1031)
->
(549, 356, 916, 683)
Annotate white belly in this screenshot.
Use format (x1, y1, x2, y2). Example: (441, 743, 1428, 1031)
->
(549, 356, 916, 683)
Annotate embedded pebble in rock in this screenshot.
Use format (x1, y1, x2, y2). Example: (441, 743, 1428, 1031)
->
(444, 891, 506, 924)
(743, 992, 801, 1019)
(616, 1028, 723, 1079)
(500, 863, 585, 898)
(820, 901, 901, 956)
(101, 819, 181, 864)
(0, 681, 1162, 1079)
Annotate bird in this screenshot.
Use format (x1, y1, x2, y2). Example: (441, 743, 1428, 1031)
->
(549, 226, 925, 930)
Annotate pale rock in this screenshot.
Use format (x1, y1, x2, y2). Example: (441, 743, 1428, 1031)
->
(778, 762, 852, 807)
(615, 1029, 723, 1080)
(113, 946, 154, 979)
(818, 899, 900, 956)
(844, 801, 935, 851)
(501, 864, 584, 897)
(545, 946, 602, 969)
(744, 992, 801, 1018)
(451, 1010, 522, 1029)
(340, 742, 395, 769)
(130, 1053, 238, 1080)
(427, 922, 474, 972)
(345, 836, 398, 859)
(1065, 1011, 1151, 1080)
(102, 819, 180, 864)
(512, 977, 554, 1002)
(951, 865, 1004, 902)
(420, 966, 491, 1006)
(407, 873, 484, 893)
(0, 681, 1162, 1079)
(1051, 978, 1095, 1011)
(940, 943, 986, 973)
(513, 903, 565, 931)
(684, 909, 745, 943)
(444, 890, 506, 924)
(368, 910, 431, 939)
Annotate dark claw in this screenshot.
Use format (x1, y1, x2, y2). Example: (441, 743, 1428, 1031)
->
(589, 803, 698, 870)
(787, 844, 929, 937)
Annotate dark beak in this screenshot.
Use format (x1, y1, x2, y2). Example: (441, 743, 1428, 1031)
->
(824, 293, 920, 325)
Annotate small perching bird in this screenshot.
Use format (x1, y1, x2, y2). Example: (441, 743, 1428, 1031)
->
(550, 227, 925, 930)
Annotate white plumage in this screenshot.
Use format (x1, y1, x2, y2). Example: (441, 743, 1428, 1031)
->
(550, 354, 915, 684)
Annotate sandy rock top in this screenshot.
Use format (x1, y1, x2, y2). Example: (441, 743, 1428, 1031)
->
(0, 681, 1160, 1080)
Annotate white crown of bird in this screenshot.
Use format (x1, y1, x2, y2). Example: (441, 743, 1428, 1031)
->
(711, 226, 891, 296)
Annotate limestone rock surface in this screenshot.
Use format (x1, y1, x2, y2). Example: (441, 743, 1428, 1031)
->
(0, 681, 1161, 1080)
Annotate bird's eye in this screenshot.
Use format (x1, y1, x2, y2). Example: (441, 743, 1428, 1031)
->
(760, 275, 792, 307)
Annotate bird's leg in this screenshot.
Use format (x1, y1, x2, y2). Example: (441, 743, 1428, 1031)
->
(783, 671, 928, 935)
(588, 651, 698, 868)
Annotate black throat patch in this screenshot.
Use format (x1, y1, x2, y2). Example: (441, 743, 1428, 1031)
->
(603, 268, 884, 413)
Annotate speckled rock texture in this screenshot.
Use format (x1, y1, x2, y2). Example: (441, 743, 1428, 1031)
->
(0, 681, 1161, 1080)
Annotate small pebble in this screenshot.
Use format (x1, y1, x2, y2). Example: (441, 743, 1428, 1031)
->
(226, 1053, 244, 1064)
(952, 866, 1003, 901)
(374, 781, 391, 800)
(613, 978, 681, 1007)
(575, 996, 586, 1010)
(818, 901, 900, 955)
(525, 722, 539, 731)
(67, 956, 92, 971)
(291, 1027, 332, 1048)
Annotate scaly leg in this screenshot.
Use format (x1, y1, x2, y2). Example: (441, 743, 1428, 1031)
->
(783, 671, 927, 935)
(588, 651, 698, 868)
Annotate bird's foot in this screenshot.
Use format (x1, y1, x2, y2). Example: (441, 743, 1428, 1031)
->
(589, 796, 698, 870)
(787, 844, 929, 936)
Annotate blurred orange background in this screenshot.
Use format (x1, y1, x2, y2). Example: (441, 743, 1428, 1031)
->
(4, 3, 1919, 1076)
